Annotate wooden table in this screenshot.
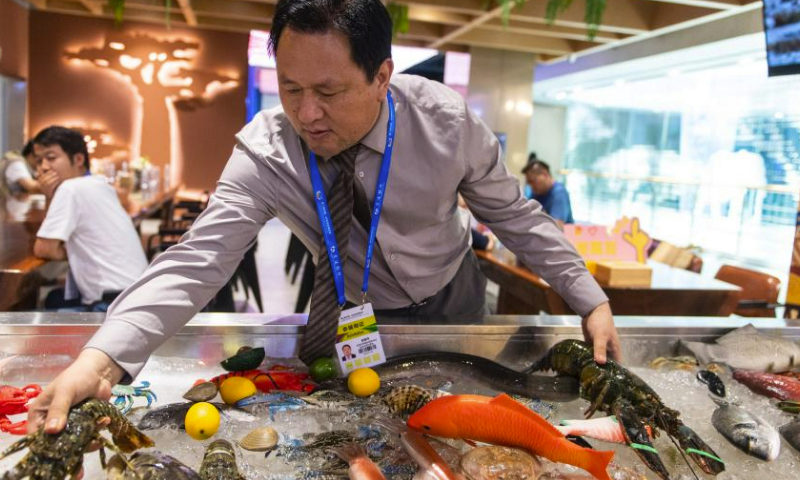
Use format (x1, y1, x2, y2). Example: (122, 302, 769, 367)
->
(476, 250, 743, 316)
(0, 185, 181, 311)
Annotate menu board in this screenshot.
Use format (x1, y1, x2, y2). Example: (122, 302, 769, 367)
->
(764, 0, 800, 76)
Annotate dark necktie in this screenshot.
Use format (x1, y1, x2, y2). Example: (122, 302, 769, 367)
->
(299, 144, 361, 365)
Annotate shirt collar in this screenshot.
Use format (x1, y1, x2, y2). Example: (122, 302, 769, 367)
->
(358, 94, 390, 155)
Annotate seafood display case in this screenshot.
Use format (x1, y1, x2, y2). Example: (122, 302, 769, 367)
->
(1, 312, 800, 480)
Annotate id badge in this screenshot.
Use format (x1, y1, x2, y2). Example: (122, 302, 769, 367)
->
(334, 303, 386, 375)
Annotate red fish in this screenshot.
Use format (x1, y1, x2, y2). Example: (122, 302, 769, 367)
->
(408, 394, 614, 480)
(209, 365, 315, 393)
(733, 370, 800, 401)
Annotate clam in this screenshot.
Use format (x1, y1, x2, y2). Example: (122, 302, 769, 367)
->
(239, 426, 279, 452)
(382, 385, 432, 416)
(182, 382, 219, 402)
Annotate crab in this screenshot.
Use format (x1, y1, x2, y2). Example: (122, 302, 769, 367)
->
(0, 384, 42, 435)
(111, 381, 157, 415)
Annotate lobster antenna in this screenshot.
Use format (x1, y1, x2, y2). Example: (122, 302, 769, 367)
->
(660, 412, 700, 480)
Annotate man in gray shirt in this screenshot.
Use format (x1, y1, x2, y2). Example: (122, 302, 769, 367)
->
(29, 0, 620, 434)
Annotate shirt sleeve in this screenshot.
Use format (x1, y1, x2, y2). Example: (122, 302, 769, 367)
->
(456, 104, 608, 316)
(37, 182, 78, 242)
(547, 185, 572, 223)
(5, 160, 32, 185)
(84, 146, 277, 381)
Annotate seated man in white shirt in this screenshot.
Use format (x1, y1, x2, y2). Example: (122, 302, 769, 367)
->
(32, 126, 148, 311)
(1, 141, 40, 197)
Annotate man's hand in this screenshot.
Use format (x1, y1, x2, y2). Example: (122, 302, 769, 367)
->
(39, 171, 62, 201)
(27, 348, 125, 434)
(581, 302, 622, 364)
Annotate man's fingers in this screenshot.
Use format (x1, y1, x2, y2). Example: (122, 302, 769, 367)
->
(608, 335, 623, 363)
(43, 390, 75, 434)
(593, 336, 608, 364)
(26, 389, 55, 433)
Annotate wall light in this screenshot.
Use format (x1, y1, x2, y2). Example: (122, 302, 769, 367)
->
(109, 42, 125, 51)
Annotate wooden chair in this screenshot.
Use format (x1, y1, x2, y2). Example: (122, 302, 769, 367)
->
(714, 265, 781, 317)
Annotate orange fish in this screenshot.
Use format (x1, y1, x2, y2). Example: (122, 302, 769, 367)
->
(407, 394, 614, 480)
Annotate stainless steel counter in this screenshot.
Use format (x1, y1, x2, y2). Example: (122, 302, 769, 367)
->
(2, 313, 800, 383)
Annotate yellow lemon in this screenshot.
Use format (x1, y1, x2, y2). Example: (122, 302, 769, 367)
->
(184, 402, 220, 440)
(219, 377, 257, 405)
(347, 367, 380, 397)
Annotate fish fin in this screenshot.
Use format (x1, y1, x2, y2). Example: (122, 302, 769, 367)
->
(717, 324, 759, 344)
(585, 449, 615, 480)
(333, 442, 367, 464)
(489, 394, 564, 437)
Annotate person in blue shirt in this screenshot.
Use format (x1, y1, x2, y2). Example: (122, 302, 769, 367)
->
(523, 154, 574, 226)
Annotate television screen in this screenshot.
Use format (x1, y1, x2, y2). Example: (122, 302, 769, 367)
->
(764, 0, 800, 76)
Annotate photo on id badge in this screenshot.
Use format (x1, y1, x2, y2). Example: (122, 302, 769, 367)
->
(336, 337, 381, 371)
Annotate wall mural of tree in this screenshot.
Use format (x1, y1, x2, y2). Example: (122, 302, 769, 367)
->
(64, 32, 239, 185)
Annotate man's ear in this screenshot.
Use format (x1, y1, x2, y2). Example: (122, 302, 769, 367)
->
(374, 58, 394, 99)
(72, 153, 87, 171)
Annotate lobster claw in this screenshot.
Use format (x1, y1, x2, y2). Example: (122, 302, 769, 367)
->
(675, 424, 725, 475)
(613, 400, 671, 480)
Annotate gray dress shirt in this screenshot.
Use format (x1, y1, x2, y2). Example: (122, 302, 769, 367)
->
(86, 74, 608, 380)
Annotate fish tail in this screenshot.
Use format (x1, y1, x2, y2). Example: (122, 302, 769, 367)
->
(333, 442, 368, 464)
(582, 449, 614, 480)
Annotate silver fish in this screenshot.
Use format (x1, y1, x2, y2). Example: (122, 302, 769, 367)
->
(682, 324, 800, 372)
(137, 402, 255, 430)
(779, 418, 800, 453)
(711, 400, 781, 461)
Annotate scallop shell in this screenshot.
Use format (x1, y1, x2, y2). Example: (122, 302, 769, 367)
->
(182, 382, 219, 402)
(382, 385, 432, 416)
(460, 446, 541, 480)
(239, 427, 279, 452)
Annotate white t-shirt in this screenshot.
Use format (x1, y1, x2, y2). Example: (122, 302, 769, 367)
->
(37, 175, 148, 304)
(4, 159, 33, 195)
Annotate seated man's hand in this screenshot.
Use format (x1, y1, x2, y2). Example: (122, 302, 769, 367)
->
(38, 171, 62, 201)
(581, 302, 622, 364)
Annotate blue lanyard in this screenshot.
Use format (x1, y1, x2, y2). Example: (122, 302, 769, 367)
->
(308, 90, 396, 307)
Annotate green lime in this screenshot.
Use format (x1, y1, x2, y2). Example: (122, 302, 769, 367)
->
(309, 357, 337, 382)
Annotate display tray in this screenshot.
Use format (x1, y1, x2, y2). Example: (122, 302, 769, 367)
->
(1, 313, 800, 480)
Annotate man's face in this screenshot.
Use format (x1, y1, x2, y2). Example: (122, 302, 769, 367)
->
(276, 28, 393, 159)
(526, 168, 553, 196)
(34, 144, 85, 182)
(343, 345, 352, 355)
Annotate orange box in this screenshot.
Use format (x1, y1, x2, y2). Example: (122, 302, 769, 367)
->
(594, 261, 652, 288)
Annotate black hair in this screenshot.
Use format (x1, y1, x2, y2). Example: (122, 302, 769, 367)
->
(522, 154, 551, 175)
(268, 0, 392, 82)
(33, 126, 89, 169)
(21, 140, 34, 158)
